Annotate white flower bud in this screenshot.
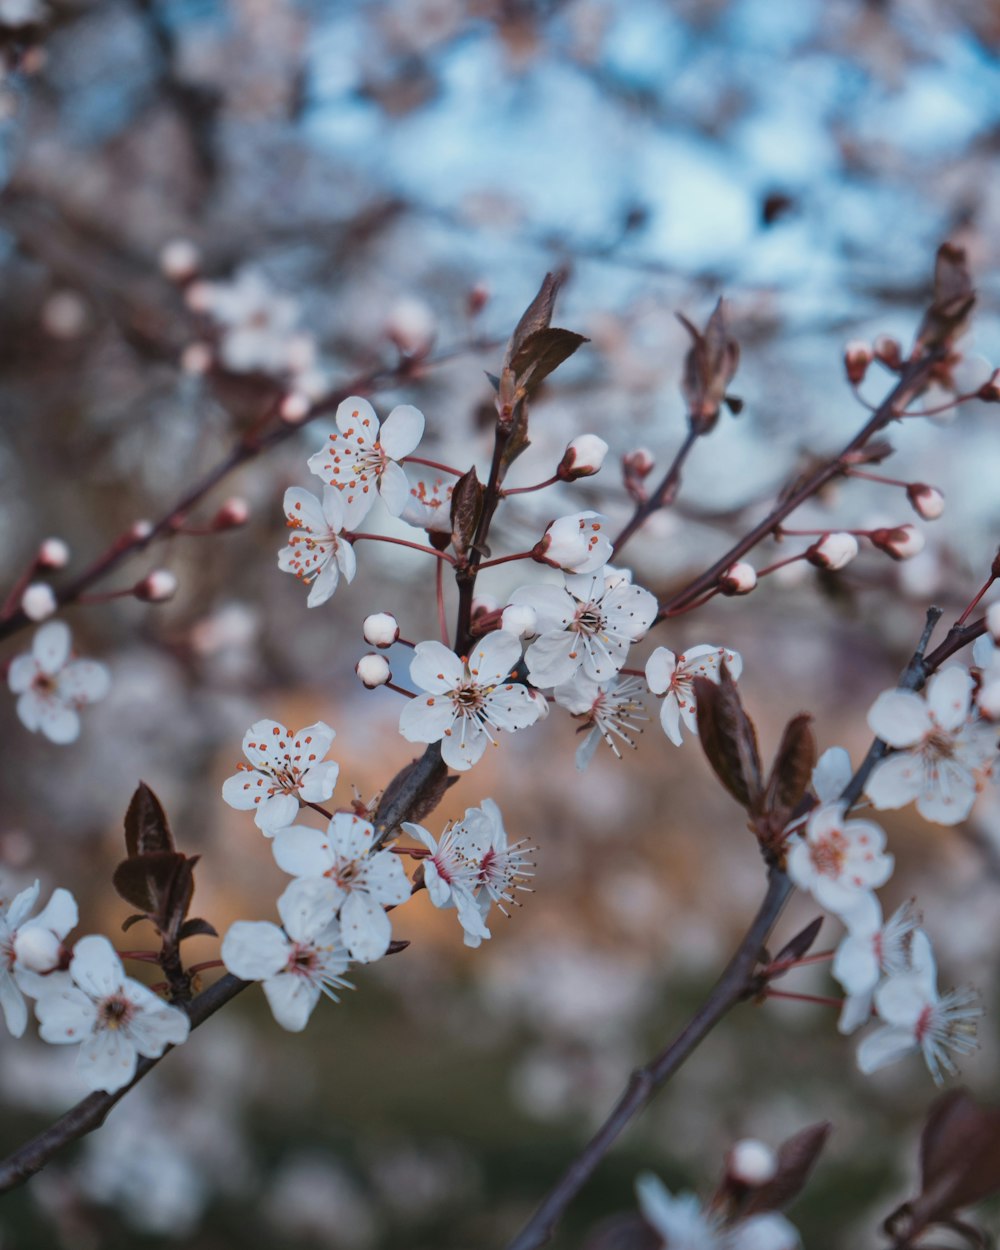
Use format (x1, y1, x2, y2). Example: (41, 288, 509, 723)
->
(843, 340, 873, 386)
(906, 483, 944, 520)
(558, 434, 609, 480)
(623, 447, 655, 478)
(130, 519, 155, 542)
(719, 561, 757, 595)
(159, 238, 201, 282)
(808, 532, 859, 571)
(728, 1138, 778, 1187)
(14, 925, 62, 974)
(978, 679, 1000, 720)
(135, 570, 178, 602)
(213, 497, 250, 529)
(501, 603, 538, 637)
(386, 296, 436, 357)
(356, 653, 391, 688)
(280, 391, 311, 424)
(987, 601, 1000, 644)
(533, 511, 612, 575)
(181, 342, 213, 375)
(871, 524, 924, 561)
(363, 613, 399, 648)
(37, 537, 70, 569)
(21, 583, 57, 621)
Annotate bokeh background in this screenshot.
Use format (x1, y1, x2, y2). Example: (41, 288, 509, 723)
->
(2, 1, 1000, 1246)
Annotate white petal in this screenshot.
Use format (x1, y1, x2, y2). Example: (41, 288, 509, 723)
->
(812, 746, 852, 803)
(262, 972, 322, 1031)
(298, 761, 340, 803)
(335, 395, 379, 439)
(29, 887, 78, 940)
(467, 631, 522, 684)
(340, 891, 392, 962)
(306, 561, 340, 607)
(399, 694, 456, 744)
(35, 984, 96, 1042)
(865, 752, 923, 810)
(926, 665, 973, 731)
(524, 631, 580, 688)
(486, 683, 543, 731)
(328, 812, 376, 861)
(7, 654, 36, 694)
(319, 486, 347, 533)
(77, 1027, 138, 1093)
(856, 1024, 917, 1074)
(283, 486, 328, 535)
(379, 404, 425, 459)
(221, 921, 290, 980)
(271, 826, 334, 878)
(0, 973, 27, 1037)
(70, 935, 124, 999)
(337, 539, 357, 583)
(645, 647, 677, 695)
(222, 769, 267, 812)
(729, 1212, 801, 1250)
(33, 621, 70, 674)
(440, 719, 490, 770)
(866, 690, 932, 747)
(363, 853, 411, 906)
(377, 460, 412, 516)
(659, 695, 684, 746)
(59, 661, 110, 705)
(509, 583, 574, 631)
(276, 878, 342, 944)
(409, 641, 465, 694)
(838, 990, 874, 1035)
(874, 971, 930, 1028)
(38, 702, 80, 744)
(915, 760, 977, 826)
(255, 792, 300, 833)
(127, 1003, 190, 1057)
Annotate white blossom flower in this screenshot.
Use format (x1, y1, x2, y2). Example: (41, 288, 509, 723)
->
(865, 666, 998, 825)
(636, 1174, 800, 1250)
(645, 644, 742, 746)
(1, 881, 77, 1037)
(857, 931, 982, 1084)
(465, 798, 534, 942)
(533, 511, 612, 574)
(553, 671, 648, 770)
(222, 719, 339, 835)
(195, 270, 310, 377)
(220, 878, 352, 1031)
(278, 487, 356, 607)
(401, 476, 454, 534)
(307, 396, 424, 526)
(271, 814, 411, 962)
(33, 936, 190, 1094)
(399, 633, 542, 771)
(8, 621, 110, 744)
(832, 896, 921, 1034)
(786, 805, 894, 917)
(511, 571, 657, 689)
(400, 816, 491, 946)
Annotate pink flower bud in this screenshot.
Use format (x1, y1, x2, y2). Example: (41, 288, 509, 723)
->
(906, 483, 944, 520)
(363, 613, 399, 648)
(130, 519, 155, 542)
(843, 340, 873, 386)
(501, 603, 538, 637)
(135, 570, 178, 602)
(807, 532, 859, 570)
(181, 342, 213, 375)
(279, 391, 311, 424)
(213, 497, 250, 530)
(873, 335, 903, 370)
(467, 282, 490, 317)
(870, 524, 924, 560)
(21, 583, 57, 621)
(623, 447, 655, 479)
(37, 538, 70, 569)
(719, 561, 757, 594)
(558, 435, 609, 481)
(727, 1139, 778, 1187)
(159, 238, 201, 282)
(533, 511, 612, 574)
(356, 653, 391, 688)
(14, 926, 63, 974)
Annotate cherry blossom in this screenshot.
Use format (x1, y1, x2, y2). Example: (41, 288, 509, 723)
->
(271, 813, 411, 962)
(0, 881, 77, 1037)
(533, 511, 612, 574)
(466, 798, 534, 940)
(864, 666, 998, 825)
(400, 814, 491, 946)
(222, 719, 339, 835)
(401, 476, 454, 534)
(645, 645, 742, 746)
(399, 633, 542, 771)
(553, 671, 648, 770)
(856, 931, 983, 1084)
(32, 936, 190, 1094)
(636, 1174, 800, 1250)
(832, 896, 921, 1034)
(220, 878, 352, 1032)
(190, 269, 311, 378)
(785, 805, 893, 917)
(511, 571, 657, 689)
(307, 395, 424, 526)
(278, 487, 356, 608)
(7, 621, 110, 744)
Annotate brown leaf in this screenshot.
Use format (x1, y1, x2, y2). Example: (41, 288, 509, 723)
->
(450, 466, 484, 557)
(678, 299, 740, 434)
(764, 714, 816, 824)
(770, 916, 824, 972)
(917, 243, 975, 351)
(508, 326, 588, 400)
(693, 664, 763, 813)
(913, 1090, 1000, 1225)
(503, 271, 566, 370)
(177, 917, 218, 941)
(123, 781, 174, 857)
(744, 1122, 832, 1214)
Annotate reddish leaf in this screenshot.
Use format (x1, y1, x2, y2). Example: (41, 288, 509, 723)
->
(745, 1122, 832, 1214)
(123, 781, 174, 857)
(912, 1090, 1000, 1224)
(177, 917, 218, 941)
(508, 327, 588, 399)
(693, 665, 763, 813)
(450, 466, 484, 557)
(678, 299, 740, 434)
(503, 271, 566, 369)
(764, 714, 816, 823)
(771, 916, 824, 971)
(917, 243, 975, 351)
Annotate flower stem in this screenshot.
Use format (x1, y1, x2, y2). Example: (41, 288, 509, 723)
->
(403, 455, 464, 477)
(502, 475, 560, 496)
(346, 533, 456, 564)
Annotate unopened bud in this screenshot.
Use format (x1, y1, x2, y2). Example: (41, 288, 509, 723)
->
(844, 340, 873, 386)
(906, 483, 944, 521)
(533, 511, 612, 575)
(978, 679, 1000, 720)
(13, 926, 62, 974)
(501, 603, 538, 637)
(386, 296, 436, 358)
(135, 569, 178, 602)
(727, 1138, 778, 1187)
(37, 538, 70, 569)
(280, 391, 311, 424)
(558, 434, 609, 481)
(213, 497, 250, 530)
(471, 594, 500, 623)
(363, 613, 399, 648)
(987, 601, 1000, 643)
(130, 519, 155, 543)
(184, 281, 216, 314)
(623, 447, 655, 479)
(870, 524, 924, 561)
(719, 561, 757, 595)
(873, 335, 903, 370)
(181, 342, 213, 375)
(356, 653, 391, 688)
(468, 282, 490, 318)
(21, 583, 57, 621)
(159, 238, 201, 282)
(807, 532, 859, 571)
(977, 370, 1000, 403)
(42, 290, 88, 340)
